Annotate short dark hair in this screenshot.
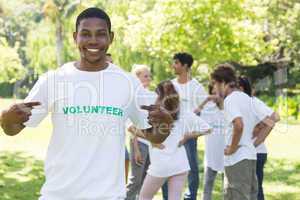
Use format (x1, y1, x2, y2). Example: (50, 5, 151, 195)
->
(211, 63, 237, 86)
(173, 52, 193, 68)
(238, 76, 252, 96)
(76, 7, 111, 32)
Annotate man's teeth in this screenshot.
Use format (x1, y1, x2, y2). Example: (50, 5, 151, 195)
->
(87, 48, 99, 52)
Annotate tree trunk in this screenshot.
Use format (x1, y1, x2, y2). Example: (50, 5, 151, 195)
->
(56, 19, 63, 67)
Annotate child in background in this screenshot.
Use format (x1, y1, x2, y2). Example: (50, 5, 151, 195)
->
(138, 80, 211, 200)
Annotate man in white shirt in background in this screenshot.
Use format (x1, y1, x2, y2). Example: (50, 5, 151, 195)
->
(162, 52, 207, 200)
(210, 64, 274, 200)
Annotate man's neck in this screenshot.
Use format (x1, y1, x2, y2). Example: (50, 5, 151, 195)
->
(177, 72, 191, 84)
(76, 59, 109, 72)
(225, 87, 238, 98)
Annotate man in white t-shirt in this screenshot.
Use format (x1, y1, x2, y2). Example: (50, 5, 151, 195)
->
(0, 8, 174, 200)
(238, 76, 280, 200)
(161, 52, 207, 200)
(210, 64, 273, 200)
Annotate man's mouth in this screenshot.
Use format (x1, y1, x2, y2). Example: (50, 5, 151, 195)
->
(86, 48, 100, 53)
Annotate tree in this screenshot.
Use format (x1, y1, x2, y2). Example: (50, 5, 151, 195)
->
(0, 39, 26, 83)
(42, 0, 81, 67)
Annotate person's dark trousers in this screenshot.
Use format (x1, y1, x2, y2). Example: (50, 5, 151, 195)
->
(257, 153, 267, 200)
(162, 181, 168, 200)
(183, 138, 199, 200)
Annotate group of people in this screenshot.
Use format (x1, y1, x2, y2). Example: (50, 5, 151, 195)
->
(0, 7, 280, 200)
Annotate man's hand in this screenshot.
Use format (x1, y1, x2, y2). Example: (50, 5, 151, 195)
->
(194, 107, 202, 115)
(1, 101, 41, 135)
(178, 133, 194, 147)
(224, 145, 240, 155)
(134, 148, 144, 166)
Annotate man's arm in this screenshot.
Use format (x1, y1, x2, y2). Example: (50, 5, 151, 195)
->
(225, 117, 243, 155)
(1, 102, 40, 136)
(178, 129, 211, 147)
(253, 111, 280, 147)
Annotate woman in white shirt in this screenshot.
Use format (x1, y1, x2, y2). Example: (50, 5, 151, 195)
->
(137, 80, 211, 200)
(194, 84, 226, 200)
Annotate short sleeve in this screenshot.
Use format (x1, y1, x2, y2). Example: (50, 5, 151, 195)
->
(224, 95, 242, 123)
(23, 72, 53, 127)
(252, 97, 274, 121)
(193, 80, 208, 106)
(184, 112, 211, 134)
(127, 77, 156, 129)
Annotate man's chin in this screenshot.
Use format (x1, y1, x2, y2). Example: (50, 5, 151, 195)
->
(85, 57, 105, 65)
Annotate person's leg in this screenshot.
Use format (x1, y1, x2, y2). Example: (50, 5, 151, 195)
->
(125, 146, 130, 184)
(167, 172, 189, 200)
(161, 182, 168, 200)
(224, 159, 253, 200)
(184, 138, 199, 200)
(141, 149, 150, 182)
(251, 160, 258, 200)
(256, 154, 267, 200)
(139, 174, 167, 200)
(126, 142, 149, 200)
(202, 167, 218, 200)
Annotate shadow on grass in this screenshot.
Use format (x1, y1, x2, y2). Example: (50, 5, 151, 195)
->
(265, 158, 300, 188)
(266, 192, 299, 200)
(0, 151, 44, 200)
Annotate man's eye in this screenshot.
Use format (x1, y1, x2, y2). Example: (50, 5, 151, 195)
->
(81, 32, 90, 37)
(97, 32, 107, 37)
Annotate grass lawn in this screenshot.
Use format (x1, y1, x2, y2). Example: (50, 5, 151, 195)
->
(0, 98, 300, 200)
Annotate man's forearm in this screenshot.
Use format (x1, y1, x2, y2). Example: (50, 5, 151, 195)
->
(230, 125, 243, 150)
(254, 124, 273, 147)
(187, 130, 211, 139)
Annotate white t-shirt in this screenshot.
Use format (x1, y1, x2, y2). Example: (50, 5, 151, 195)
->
(201, 102, 225, 172)
(251, 96, 274, 154)
(171, 78, 207, 112)
(136, 90, 157, 146)
(24, 62, 151, 200)
(147, 111, 210, 177)
(224, 91, 258, 167)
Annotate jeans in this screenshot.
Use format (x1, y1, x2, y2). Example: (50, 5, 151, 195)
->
(126, 141, 150, 200)
(202, 167, 218, 200)
(256, 153, 267, 200)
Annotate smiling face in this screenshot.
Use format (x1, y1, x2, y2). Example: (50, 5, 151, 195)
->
(73, 17, 114, 68)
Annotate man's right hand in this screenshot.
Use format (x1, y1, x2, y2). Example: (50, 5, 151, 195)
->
(134, 149, 144, 166)
(1, 101, 41, 135)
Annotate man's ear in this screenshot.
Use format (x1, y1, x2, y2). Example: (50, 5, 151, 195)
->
(73, 32, 77, 43)
(109, 31, 114, 44)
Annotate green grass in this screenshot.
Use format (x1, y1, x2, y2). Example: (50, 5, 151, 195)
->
(0, 98, 300, 200)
